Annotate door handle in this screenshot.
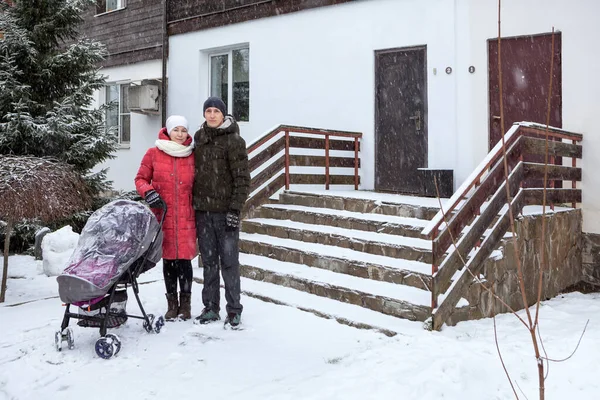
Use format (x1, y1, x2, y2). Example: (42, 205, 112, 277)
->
(409, 110, 421, 131)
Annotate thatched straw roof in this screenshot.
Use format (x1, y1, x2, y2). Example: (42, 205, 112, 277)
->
(0, 155, 92, 222)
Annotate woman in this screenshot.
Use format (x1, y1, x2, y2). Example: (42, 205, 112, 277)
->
(135, 115, 196, 321)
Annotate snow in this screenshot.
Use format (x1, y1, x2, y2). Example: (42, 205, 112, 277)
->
(1, 254, 599, 399)
(261, 203, 431, 227)
(286, 189, 446, 208)
(247, 217, 432, 248)
(240, 253, 432, 307)
(240, 232, 431, 276)
(41, 226, 79, 277)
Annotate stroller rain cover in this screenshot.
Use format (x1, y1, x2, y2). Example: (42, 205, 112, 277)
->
(57, 200, 163, 304)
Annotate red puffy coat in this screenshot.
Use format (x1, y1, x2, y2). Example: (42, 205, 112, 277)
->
(135, 128, 197, 260)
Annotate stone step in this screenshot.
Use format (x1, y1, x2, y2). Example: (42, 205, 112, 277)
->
(238, 253, 432, 322)
(242, 218, 433, 264)
(257, 203, 429, 239)
(191, 274, 423, 337)
(279, 191, 440, 220)
(239, 232, 432, 291)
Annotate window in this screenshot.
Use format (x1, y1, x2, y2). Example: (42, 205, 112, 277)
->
(96, 0, 125, 15)
(105, 83, 130, 145)
(209, 47, 249, 122)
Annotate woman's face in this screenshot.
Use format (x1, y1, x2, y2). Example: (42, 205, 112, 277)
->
(170, 126, 189, 145)
(205, 107, 225, 128)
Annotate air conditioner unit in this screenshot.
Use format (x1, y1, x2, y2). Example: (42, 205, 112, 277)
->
(128, 83, 160, 114)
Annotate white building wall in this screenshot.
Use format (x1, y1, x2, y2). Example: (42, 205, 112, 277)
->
(461, 0, 600, 232)
(166, 0, 600, 232)
(92, 60, 163, 192)
(168, 0, 459, 192)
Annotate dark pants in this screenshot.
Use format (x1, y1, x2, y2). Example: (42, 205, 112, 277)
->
(195, 211, 243, 315)
(163, 259, 193, 294)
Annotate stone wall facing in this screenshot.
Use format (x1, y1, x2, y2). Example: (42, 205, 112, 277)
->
(446, 209, 583, 326)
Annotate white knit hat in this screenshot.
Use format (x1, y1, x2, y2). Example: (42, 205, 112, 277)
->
(165, 115, 189, 135)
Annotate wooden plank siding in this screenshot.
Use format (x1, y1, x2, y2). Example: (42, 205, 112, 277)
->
(79, 0, 354, 67)
(168, 0, 354, 36)
(79, 0, 164, 68)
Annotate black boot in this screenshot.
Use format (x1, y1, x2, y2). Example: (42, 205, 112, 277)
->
(178, 292, 191, 321)
(165, 293, 178, 321)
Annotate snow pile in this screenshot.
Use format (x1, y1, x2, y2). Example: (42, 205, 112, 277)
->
(41, 225, 79, 276)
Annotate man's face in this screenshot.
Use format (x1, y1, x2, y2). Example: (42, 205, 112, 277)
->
(205, 107, 225, 128)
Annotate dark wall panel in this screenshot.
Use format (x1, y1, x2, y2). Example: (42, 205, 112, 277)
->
(168, 0, 354, 36)
(79, 0, 164, 68)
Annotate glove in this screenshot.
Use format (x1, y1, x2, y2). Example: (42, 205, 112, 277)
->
(145, 190, 164, 208)
(225, 210, 240, 231)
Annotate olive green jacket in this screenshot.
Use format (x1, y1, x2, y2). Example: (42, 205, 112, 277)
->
(192, 116, 250, 212)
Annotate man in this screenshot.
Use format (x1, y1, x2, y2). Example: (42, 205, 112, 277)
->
(192, 96, 250, 329)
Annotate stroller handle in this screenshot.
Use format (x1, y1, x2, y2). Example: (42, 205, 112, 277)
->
(157, 201, 168, 227)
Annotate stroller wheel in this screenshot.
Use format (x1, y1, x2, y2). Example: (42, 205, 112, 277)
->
(154, 316, 165, 334)
(143, 314, 155, 333)
(65, 328, 75, 350)
(105, 333, 121, 355)
(54, 330, 63, 352)
(95, 337, 115, 359)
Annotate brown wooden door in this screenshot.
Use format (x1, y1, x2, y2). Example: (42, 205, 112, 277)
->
(375, 47, 428, 194)
(488, 33, 562, 147)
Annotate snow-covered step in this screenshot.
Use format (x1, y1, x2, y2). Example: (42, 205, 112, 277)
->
(279, 191, 440, 220)
(257, 203, 429, 239)
(242, 218, 433, 264)
(191, 273, 423, 336)
(238, 253, 431, 322)
(239, 233, 432, 291)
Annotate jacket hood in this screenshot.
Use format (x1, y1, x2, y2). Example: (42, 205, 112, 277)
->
(195, 116, 239, 144)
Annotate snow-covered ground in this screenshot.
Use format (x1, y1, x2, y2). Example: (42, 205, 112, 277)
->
(1, 254, 599, 400)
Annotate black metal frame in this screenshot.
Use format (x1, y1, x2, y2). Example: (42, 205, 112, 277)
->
(59, 203, 167, 337)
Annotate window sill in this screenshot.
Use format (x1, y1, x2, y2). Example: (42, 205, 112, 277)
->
(95, 7, 127, 17)
(119, 143, 131, 150)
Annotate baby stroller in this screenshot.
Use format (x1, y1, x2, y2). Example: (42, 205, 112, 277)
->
(55, 199, 166, 359)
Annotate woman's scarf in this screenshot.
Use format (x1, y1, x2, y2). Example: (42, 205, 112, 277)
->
(155, 137, 194, 157)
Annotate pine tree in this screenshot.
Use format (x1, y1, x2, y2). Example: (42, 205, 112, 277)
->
(0, 0, 117, 196)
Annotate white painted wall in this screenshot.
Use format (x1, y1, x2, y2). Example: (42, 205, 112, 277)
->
(168, 0, 459, 192)
(461, 0, 600, 232)
(92, 60, 163, 191)
(165, 0, 600, 232)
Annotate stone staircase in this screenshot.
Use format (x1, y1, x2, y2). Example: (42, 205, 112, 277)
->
(235, 190, 442, 336)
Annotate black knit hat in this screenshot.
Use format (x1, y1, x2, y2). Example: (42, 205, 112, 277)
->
(203, 96, 227, 117)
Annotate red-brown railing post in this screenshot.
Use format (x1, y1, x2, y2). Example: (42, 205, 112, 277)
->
(325, 134, 330, 190)
(354, 137, 359, 190)
(431, 227, 438, 309)
(572, 139, 577, 208)
(285, 130, 290, 190)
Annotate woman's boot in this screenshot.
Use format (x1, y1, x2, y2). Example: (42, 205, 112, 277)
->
(178, 292, 192, 321)
(165, 293, 179, 321)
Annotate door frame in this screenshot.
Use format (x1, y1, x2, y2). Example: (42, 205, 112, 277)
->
(374, 45, 428, 192)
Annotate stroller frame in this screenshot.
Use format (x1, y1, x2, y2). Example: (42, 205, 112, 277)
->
(56, 203, 167, 358)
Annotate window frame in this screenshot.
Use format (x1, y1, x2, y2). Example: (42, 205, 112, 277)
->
(95, 0, 127, 16)
(207, 45, 250, 122)
(103, 82, 131, 148)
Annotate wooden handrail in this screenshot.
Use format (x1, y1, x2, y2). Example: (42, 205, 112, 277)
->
(422, 122, 583, 238)
(426, 121, 584, 330)
(243, 124, 362, 217)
